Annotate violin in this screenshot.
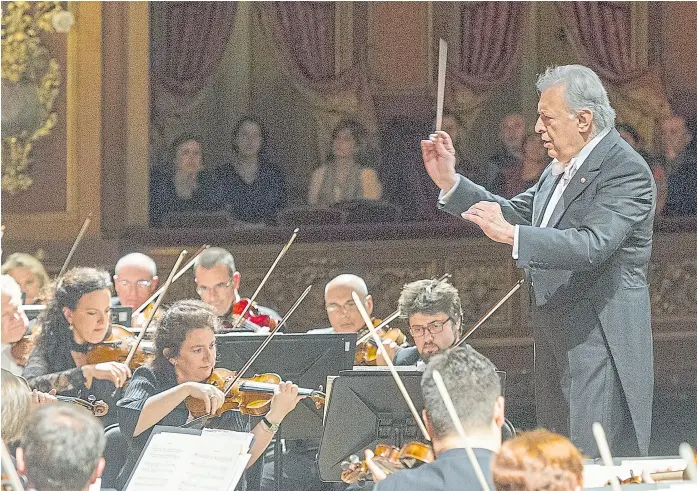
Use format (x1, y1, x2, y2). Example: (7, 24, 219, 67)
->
(354, 316, 406, 366)
(55, 394, 109, 417)
(220, 298, 278, 332)
(85, 324, 154, 368)
(9, 328, 40, 367)
(185, 367, 324, 419)
(341, 441, 435, 485)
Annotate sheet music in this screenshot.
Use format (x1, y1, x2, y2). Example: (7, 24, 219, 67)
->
(125, 429, 252, 491)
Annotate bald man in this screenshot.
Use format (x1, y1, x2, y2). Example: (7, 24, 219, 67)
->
(113, 253, 159, 311)
(308, 274, 374, 334)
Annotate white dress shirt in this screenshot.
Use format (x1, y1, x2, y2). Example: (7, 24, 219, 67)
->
(1, 342, 23, 375)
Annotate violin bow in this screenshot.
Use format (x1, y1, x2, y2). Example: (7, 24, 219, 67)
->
(455, 279, 524, 348)
(1, 441, 25, 491)
(355, 273, 452, 345)
(352, 291, 431, 442)
(133, 244, 209, 316)
(592, 422, 622, 491)
(432, 369, 491, 491)
(230, 228, 299, 330)
(57, 214, 92, 278)
(188, 284, 312, 428)
(124, 250, 188, 368)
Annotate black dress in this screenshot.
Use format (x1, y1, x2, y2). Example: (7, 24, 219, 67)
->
(23, 339, 120, 427)
(149, 166, 222, 226)
(116, 365, 251, 490)
(216, 159, 287, 224)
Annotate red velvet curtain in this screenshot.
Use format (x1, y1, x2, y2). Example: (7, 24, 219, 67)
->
(150, 2, 237, 97)
(557, 2, 646, 83)
(450, 2, 528, 91)
(261, 2, 361, 92)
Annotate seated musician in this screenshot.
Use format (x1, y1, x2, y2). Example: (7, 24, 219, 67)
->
(308, 274, 375, 334)
(16, 405, 111, 491)
(380, 278, 463, 368)
(194, 247, 281, 332)
(366, 346, 504, 491)
(23, 267, 132, 427)
(116, 300, 301, 490)
(1, 274, 30, 375)
(1, 252, 50, 305)
(492, 429, 584, 491)
(2, 369, 57, 450)
(112, 252, 159, 328)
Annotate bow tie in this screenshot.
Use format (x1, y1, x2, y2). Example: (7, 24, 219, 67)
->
(551, 159, 575, 185)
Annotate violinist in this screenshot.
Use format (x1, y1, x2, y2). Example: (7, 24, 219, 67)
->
(1, 275, 29, 375)
(194, 247, 281, 332)
(15, 404, 111, 491)
(491, 429, 584, 491)
(364, 346, 504, 491)
(309, 274, 377, 335)
(381, 278, 464, 368)
(116, 300, 301, 491)
(23, 267, 132, 427)
(1, 252, 50, 305)
(112, 252, 159, 328)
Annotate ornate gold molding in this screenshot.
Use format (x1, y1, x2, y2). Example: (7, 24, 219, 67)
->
(1, 1, 73, 194)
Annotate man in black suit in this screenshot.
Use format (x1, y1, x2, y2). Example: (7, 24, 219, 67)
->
(365, 346, 504, 491)
(422, 65, 655, 457)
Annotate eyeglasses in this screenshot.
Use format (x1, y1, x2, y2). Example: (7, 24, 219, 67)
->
(115, 279, 152, 289)
(325, 299, 361, 314)
(196, 280, 233, 295)
(409, 317, 453, 338)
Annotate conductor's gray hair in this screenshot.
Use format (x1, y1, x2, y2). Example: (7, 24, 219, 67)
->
(536, 65, 616, 135)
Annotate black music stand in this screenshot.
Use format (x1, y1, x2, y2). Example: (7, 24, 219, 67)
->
(215, 333, 357, 491)
(317, 368, 427, 482)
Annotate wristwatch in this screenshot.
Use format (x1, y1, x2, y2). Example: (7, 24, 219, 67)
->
(261, 416, 280, 434)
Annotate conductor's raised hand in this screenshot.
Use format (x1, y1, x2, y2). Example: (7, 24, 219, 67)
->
(421, 131, 457, 192)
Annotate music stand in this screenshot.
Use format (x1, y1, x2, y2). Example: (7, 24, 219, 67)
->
(215, 333, 357, 491)
(21, 305, 132, 327)
(317, 368, 427, 482)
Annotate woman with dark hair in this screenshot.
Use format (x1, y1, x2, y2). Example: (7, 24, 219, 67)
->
(150, 133, 220, 226)
(22, 267, 131, 426)
(217, 117, 287, 224)
(116, 299, 301, 490)
(308, 119, 382, 206)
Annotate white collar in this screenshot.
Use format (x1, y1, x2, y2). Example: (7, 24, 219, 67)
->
(550, 127, 611, 178)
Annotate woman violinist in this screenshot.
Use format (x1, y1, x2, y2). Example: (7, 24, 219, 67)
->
(22, 267, 131, 426)
(116, 300, 302, 490)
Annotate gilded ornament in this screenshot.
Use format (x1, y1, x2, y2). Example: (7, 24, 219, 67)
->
(1, 1, 73, 194)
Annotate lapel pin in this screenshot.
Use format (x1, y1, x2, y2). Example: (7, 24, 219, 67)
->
(580, 177, 586, 184)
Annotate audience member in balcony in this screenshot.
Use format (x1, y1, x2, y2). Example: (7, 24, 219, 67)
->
(443, 111, 494, 189)
(149, 134, 220, 226)
(501, 134, 550, 198)
(488, 113, 527, 194)
(656, 115, 697, 216)
(1, 252, 50, 305)
(617, 123, 667, 214)
(308, 119, 383, 206)
(492, 429, 584, 491)
(216, 117, 288, 224)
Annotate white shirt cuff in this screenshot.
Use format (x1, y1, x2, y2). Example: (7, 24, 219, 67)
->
(437, 175, 461, 204)
(512, 225, 519, 259)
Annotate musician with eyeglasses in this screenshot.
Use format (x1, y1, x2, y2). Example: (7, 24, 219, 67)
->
(385, 278, 464, 368)
(112, 253, 159, 329)
(193, 247, 281, 333)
